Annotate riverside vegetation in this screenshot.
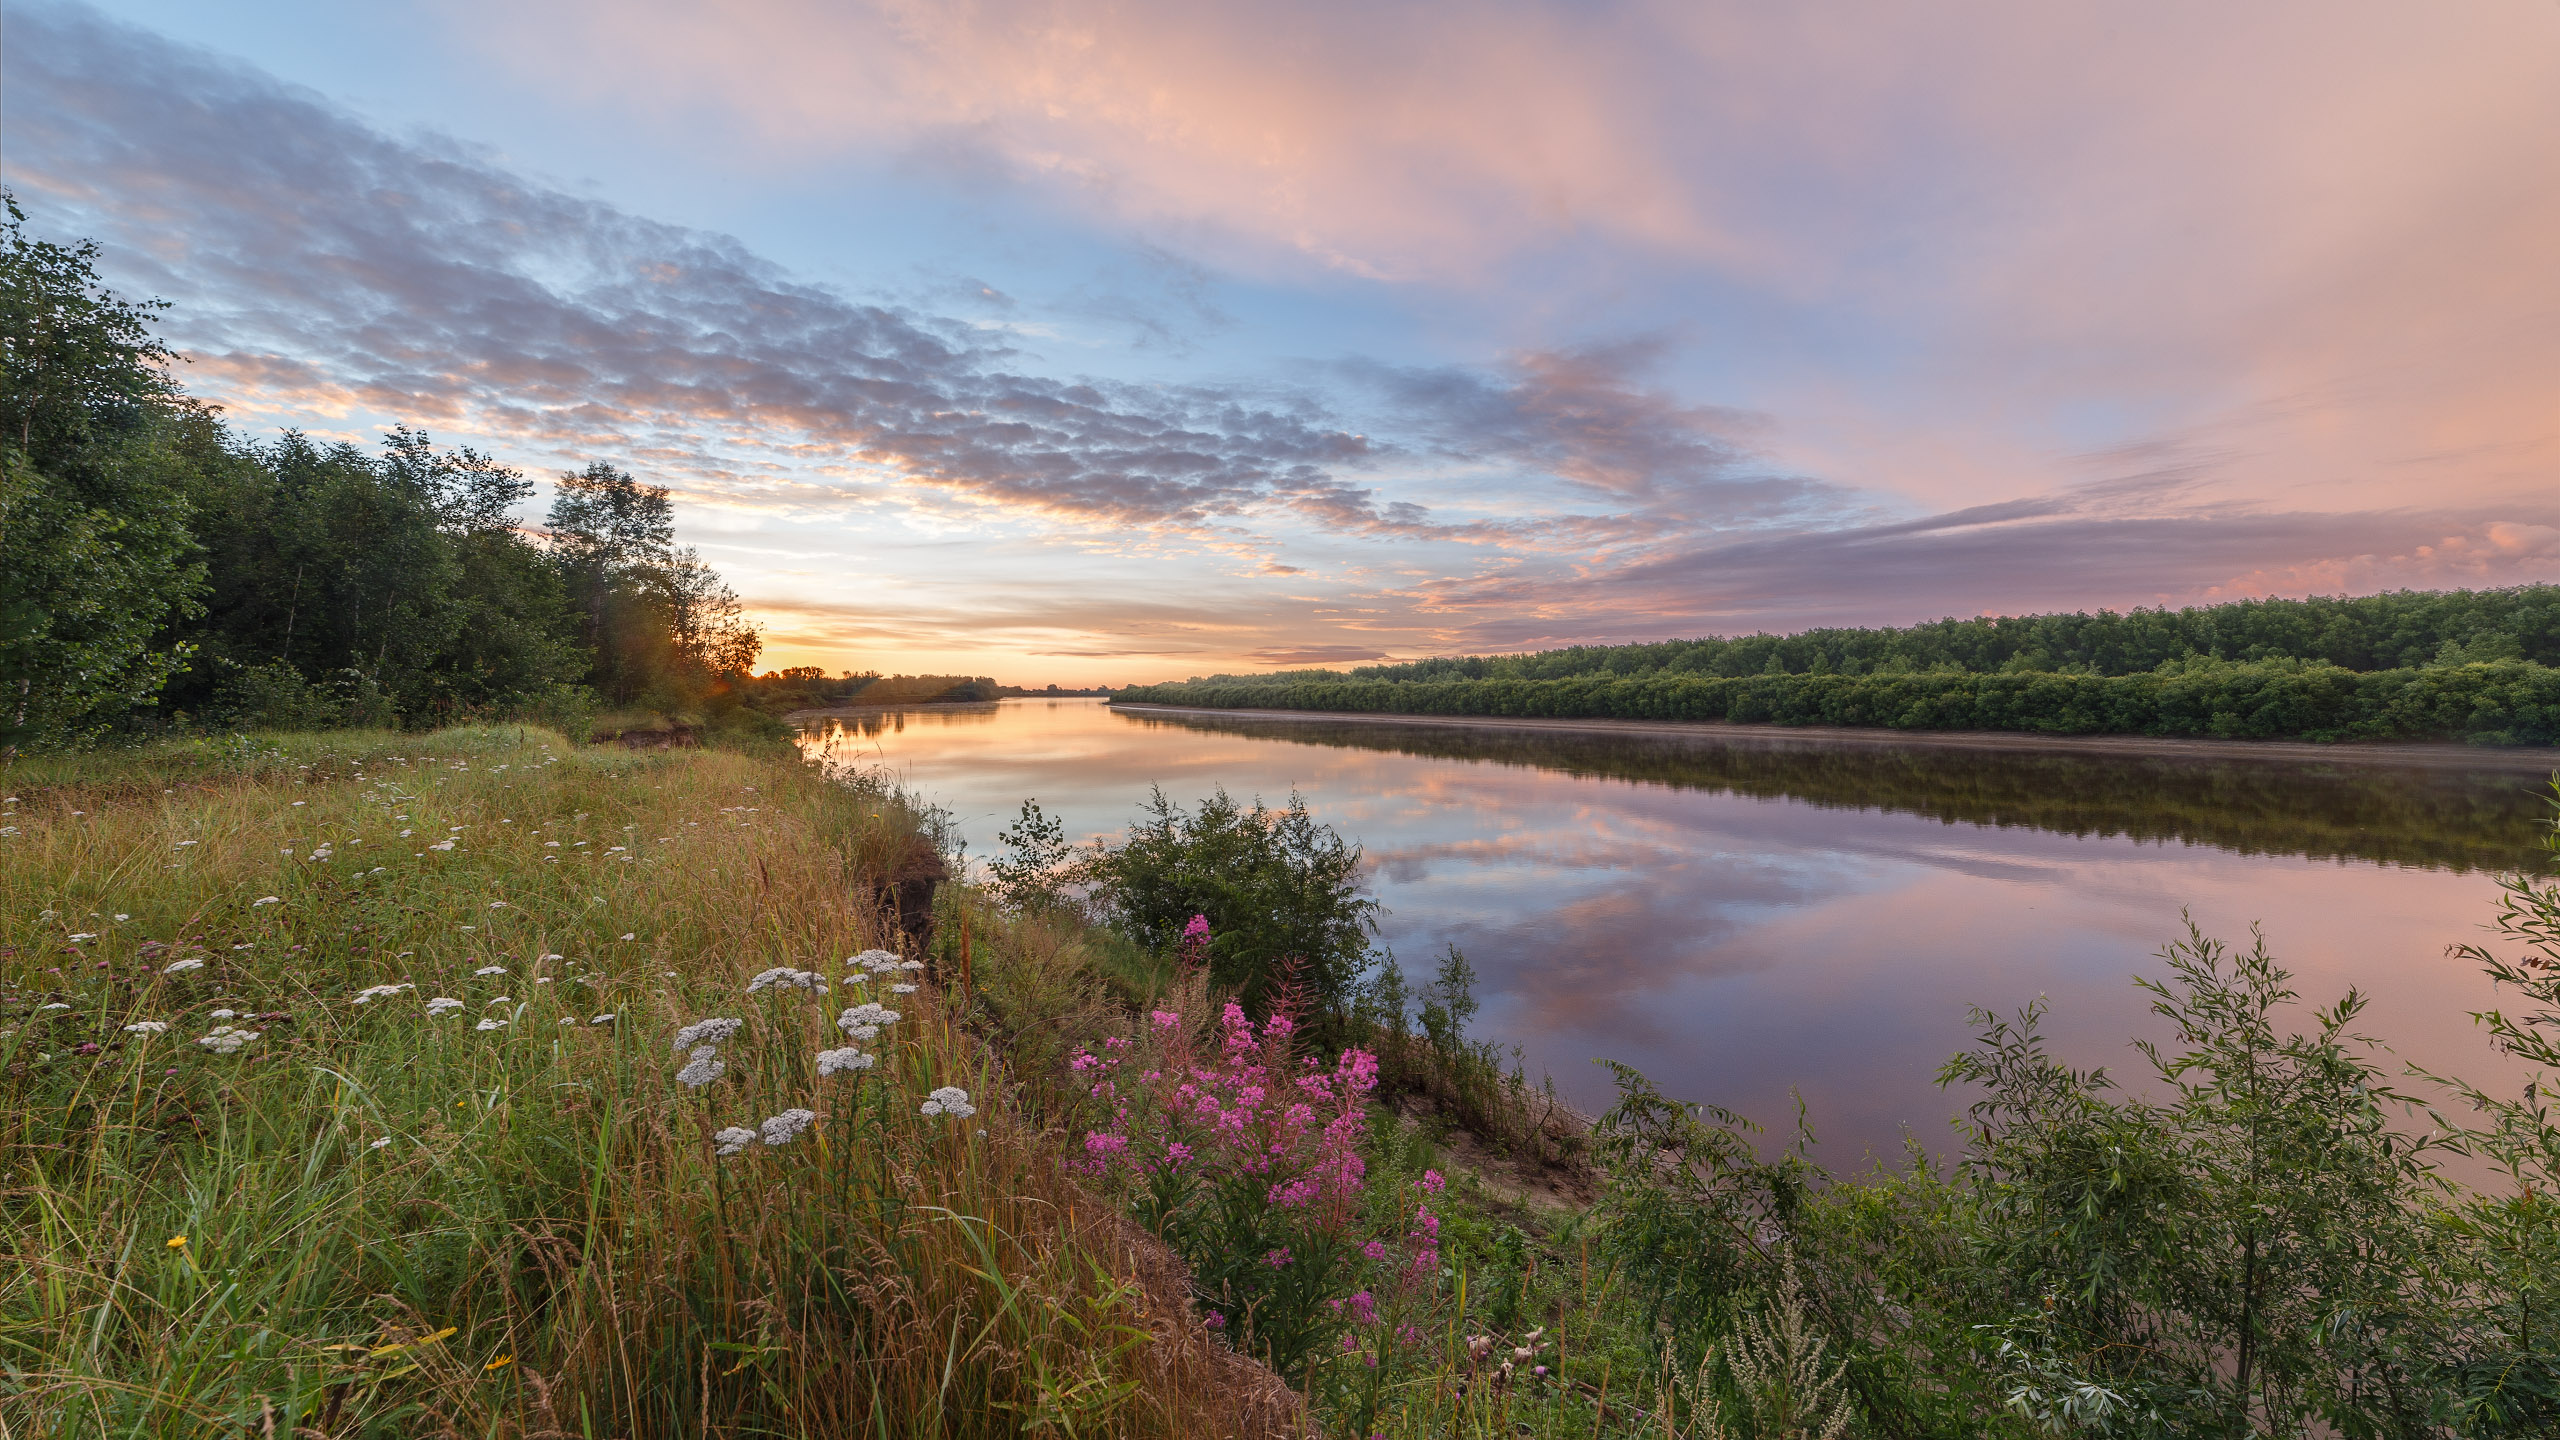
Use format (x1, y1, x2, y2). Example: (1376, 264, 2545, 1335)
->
(13, 726, 2560, 1436)
(1112, 587, 2560, 746)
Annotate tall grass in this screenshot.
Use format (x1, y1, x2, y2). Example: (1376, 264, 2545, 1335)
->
(0, 727, 1294, 1436)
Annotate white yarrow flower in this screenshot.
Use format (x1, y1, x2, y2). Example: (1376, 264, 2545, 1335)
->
(369, 1136, 394, 1150)
(676, 1046, 725, 1088)
(209, 1008, 239, 1019)
(888, 983, 918, 994)
(474, 965, 507, 977)
(920, 1086, 976, 1119)
(425, 997, 464, 1016)
(816, 1046, 874, 1077)
(123, 1020, 170, 1034)
(40, 1002, 70, 1011)
(197, 1026, 261, 1053)
(713, 1126, 757, 1156)
(745, 966, 827, 994)
(475, 1017, 508, 1031)
(670, 1017, 744, 1053)
(162, 958, 206, 975)
(759, 1108, 817, 1147)
(251, 896, 280, 906)
(352, 983, 415, 1004)
(847, 949, 901, 972)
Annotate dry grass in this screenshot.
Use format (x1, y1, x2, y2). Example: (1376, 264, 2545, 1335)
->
(0, 726, 1301, 1437)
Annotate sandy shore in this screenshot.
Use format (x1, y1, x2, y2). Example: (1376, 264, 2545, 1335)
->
(1110, 702, 2560, 772)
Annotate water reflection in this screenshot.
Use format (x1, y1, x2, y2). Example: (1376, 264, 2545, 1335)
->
(800, 700, 2555, 1163)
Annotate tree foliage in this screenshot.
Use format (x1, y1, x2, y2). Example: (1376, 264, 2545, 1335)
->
(0, 195, 764, 745)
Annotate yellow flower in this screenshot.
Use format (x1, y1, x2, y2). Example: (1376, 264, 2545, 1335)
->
(166, 1236, 187, 1249)
(484, 1354, 514, 1372)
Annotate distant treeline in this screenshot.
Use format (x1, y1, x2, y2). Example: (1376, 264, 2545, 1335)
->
(1117, 589, 2560, 745)
(739, 670, 1004, 710)
(2, 197, 762, 749)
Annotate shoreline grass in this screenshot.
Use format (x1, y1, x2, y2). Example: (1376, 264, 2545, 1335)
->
(0, 727, 1293, 1436)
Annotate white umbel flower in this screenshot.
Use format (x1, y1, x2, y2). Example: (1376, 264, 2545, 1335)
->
(475, 1017, 508, 1032)
(352, 983, 414, 1004)
(676, 1046, 725, 1088)
(836, 1003, 900, 1042)
(712, 1126, 756, 1157)
(920, 1086, 975, 1119)
(197, 1026, 261, 1053)
(817, 1046, 874, 1077)
(123, 1020, 170, 1034)
(759, 1108, 817, 1147)
(425, 997, 464, 1016)
(846, 949, 901, 972)
(745, 967, 826, 994)
(162, 958, 206, 975)
(671, 1017, 744, 1053)
(474, 966, 507, 977)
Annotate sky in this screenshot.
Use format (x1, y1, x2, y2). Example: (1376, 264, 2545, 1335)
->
(6, 0, 2557, 684)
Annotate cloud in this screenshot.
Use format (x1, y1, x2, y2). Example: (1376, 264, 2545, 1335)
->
(1247, 646, 1392, 666)
(1, 4, 1402, 536)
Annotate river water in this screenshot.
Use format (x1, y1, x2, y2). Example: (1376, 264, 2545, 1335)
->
(801, 698, 2560, 1163)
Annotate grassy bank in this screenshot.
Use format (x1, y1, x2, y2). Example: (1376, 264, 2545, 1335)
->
(0, 728, 1288, 1435)
(14, 728, 2560, 1436)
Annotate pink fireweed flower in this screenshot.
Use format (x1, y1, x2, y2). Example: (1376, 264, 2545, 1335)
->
(1161, 1141, 1193, 1168)
(1150, 1009, 1181, 1029)
(1264, 1247, 1292, 1269)
(1419, 1169, 1446, 1194)
(1346, 1290, 1378, 1325)
(1084, 1130, 1129, 1163)
(1363, 1239, 1389, 1261)
(1269, 1177, 1321, 1208)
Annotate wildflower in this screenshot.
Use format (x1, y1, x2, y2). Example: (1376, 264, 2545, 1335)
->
(487, 996, 511, 1005)
(209, 1008, 238, 1019)
(1363, 1240, 1389, 1261)
(370, 1136, 393, 1150)
(620, 933, 636, 941)
(123, 1020, 170, 1034)
(676, 1046, 725, 1088)
(39, 1002, 69, 1011)
(197, 1026, 261, 1053)
(1347, 1290, 1378, 1325)
(1265, 1247, 1293, 1268)
(816, 1046, 874, 1076)
(474, 1018, 507, 1031)
(474, 965, 507, 977)
(425, 997, 464, 1016)
(1202, 1312, 1225, 1329)
(1084, 1130, 1129, 1162)
(888, 983, 917, 994)
(920, 1086, 975, 1119)
(352, 983, 414, 1004)
(167, 1236, 186, 1249)
(712, 1126, 757, 1156)
(760, 1108, 817, 1147)
(590, 1013, 616, 1025)
(1420, 1169, 1446, 1194)
(428, 840, 455, 852)
(745, 967, 827, 994)
(1150, 1009, 1181, 1029)
(252, 897, 280, 906)
(836, 1003, 900, 1041)
(163, 958, 206, 975)
(846, 949, 900, 972)
(671, 1017, 744, 1052)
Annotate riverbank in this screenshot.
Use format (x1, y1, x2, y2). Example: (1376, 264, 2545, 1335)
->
(1114, 701, 2560, 772)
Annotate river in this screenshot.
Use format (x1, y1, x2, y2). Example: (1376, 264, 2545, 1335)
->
(800, 698, 2560, 1164)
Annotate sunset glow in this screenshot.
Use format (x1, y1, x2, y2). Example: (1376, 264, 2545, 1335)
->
(8, 0, 2556, 683)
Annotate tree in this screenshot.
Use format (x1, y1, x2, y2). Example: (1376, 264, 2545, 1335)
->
(0, 192, 203, 750)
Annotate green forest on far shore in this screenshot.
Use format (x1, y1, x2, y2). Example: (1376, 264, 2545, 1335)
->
(1116, 587, 2560, 745)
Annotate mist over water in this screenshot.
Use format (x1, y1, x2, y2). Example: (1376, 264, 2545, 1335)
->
(802, 698, 2556, 1164)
